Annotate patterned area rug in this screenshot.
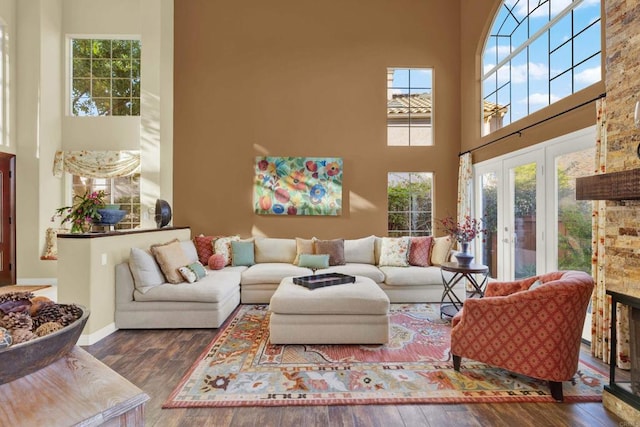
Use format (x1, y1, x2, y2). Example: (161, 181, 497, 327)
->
(163, 304, 606, 408)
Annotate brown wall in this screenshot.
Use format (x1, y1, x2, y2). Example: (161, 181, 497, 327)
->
(459, 0, 606, 163)
(173, 0, 461, 239)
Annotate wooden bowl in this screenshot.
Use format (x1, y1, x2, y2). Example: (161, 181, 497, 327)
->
(0, 305, 89, 384)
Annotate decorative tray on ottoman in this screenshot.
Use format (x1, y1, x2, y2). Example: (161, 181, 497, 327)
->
(293, 273, 356, 289)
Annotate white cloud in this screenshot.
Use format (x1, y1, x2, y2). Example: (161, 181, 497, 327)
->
(575, 66, 601, 85)
(523, 92, 561, 105)
(495, 62, 548, 84)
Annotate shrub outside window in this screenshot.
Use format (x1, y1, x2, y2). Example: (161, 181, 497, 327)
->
(387, 172, 433, 236)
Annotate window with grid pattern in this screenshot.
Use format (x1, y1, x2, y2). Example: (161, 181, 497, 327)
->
(71, 38, 141, 116)
(387, 68, 433, 146)
(387, 172, 433, 236)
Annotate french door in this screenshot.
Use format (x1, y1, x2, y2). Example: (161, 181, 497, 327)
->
(473, 127, 595, 282)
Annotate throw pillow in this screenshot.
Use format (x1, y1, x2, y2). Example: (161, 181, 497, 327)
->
(297, 253, 330, 269)
(231, 240, 255, 266)
(409, 236, 433, 267)
(314, 238, 345, 266)
(254, 237, 297, 263)
(344, 235, 376, 264)
(193, 234, 217, 265)
(430, 235, 454, 266)
(293, 237, 315, 265)
(129, 247, 166, 293)
(213, 235, 240, 266)
(208, 254, 226, 270)
(150, 239, 191, 284)
(378, 237, 411, 267)
(178, 261, 207, 283)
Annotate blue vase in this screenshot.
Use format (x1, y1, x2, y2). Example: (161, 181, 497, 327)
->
(454, 242, 474, 267)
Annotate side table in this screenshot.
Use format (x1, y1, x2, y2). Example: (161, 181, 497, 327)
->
(440, 262, 489, 318)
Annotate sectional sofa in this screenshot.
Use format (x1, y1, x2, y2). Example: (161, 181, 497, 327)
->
(115, 235, 463, 329)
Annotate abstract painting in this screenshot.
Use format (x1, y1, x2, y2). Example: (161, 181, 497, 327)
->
(253, 156, 342, 216)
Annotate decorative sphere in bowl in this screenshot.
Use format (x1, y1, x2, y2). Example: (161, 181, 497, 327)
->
(96, 209, 127, 225)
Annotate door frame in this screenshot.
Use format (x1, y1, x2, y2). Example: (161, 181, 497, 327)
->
(0, 151, 15, 284)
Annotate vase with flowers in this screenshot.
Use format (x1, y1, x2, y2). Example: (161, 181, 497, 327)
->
(52, 190, 108, 233)
(437, 215, 485, 267)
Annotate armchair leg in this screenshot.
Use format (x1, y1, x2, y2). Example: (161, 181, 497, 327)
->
(549, 381, 563, 401)
(453, 354, 461, 371)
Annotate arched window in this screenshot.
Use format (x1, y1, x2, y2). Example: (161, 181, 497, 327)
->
(482, 0, 601, 136)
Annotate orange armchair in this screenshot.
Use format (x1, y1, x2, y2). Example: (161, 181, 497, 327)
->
(450, 270, 594, 401)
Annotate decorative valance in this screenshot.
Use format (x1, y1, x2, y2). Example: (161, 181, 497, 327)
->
(53, 150, 140, 178)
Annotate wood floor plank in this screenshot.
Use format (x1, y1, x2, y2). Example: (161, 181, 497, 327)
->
(82, 328, 625, 427)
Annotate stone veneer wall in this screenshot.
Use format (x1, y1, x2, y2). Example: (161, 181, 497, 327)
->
(605, 0, 640, 299)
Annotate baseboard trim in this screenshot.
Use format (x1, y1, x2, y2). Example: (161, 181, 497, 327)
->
(78, 323, 117, 346)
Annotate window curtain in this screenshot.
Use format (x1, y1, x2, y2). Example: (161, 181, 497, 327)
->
(53, 150, 140, 179)
(457, 153, 472, 233)
(590, 97, 630, 368)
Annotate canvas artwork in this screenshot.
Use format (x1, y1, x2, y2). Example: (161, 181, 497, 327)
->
(253, 156, 342, 216)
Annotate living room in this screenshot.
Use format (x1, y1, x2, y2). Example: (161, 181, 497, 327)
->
(2, 0, 639, 425)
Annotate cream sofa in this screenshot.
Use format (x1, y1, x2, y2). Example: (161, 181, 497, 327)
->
(115, 235, 464, 329)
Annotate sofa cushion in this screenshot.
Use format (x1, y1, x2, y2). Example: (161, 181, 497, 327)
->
(179, 261, 207, 283)
(298, 254, 330, 269)
(231, 240, 255, 266)
(193, 235, 217, 265)
(254, 238, 296, 263)
(134, 270, 241, 302)
(129, 247, 165, 293)
(380, 265, 443, 286)
(293, 237, 315, 265)
(214, 235, 240, 266)
(318, 263, 385, 283)
(181, 240, 199, 264)
(150, 239, 191, 284)
(241, 263, 313, 285)
(379, 237, 410, 267)
(431, 235, 454, 266)
(344, 235, 375, 264)
(409, 236, 433, 267)
(314, 238, 345, 266)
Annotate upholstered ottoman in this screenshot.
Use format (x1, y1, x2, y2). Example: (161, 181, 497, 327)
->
(268, 276, 390, 344)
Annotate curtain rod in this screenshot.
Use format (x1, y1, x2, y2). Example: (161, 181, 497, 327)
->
(459, 92, 606, 157)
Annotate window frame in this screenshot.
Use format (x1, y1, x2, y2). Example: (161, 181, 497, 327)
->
(481, 0, 601, 135)
(66, 34, 141, 117)
(387, 67, 434, 146)
(387, 172, 433, 237)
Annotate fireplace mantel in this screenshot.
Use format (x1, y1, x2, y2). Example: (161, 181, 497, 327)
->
(576, 169, 640, 200)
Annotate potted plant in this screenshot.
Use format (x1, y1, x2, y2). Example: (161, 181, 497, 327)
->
(437, 215, 485, 266)
(52, 190, 108, 233)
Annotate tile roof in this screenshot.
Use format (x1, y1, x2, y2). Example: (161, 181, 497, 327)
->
(387, 93, 507, 120)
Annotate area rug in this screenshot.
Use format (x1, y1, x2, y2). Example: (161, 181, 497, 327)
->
(163, 304, 607, 408)
(0, 285, 51, 295)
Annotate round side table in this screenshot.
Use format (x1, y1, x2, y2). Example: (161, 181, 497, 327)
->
(439, 262, 489, 318)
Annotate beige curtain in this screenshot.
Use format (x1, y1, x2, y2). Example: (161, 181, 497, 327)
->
(53, 150, 140, 178)
(457, 153, 472, 227)
(590, 97, 630, 368)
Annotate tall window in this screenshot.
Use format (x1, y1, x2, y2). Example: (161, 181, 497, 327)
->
(387, 172, 433, 236)
(482, 0, 601, 135)
(70, 38, 141, 116)
(387, 68, 433, 146)
(72, 174, 141, 230)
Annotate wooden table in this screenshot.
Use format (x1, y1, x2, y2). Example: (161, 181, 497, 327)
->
(440, 262, 489, 318)
(0, 346, 149, 426)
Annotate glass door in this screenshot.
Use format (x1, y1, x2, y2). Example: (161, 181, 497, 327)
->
(505, 154, 542, 279)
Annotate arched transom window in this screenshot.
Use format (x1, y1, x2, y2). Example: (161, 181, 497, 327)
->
(482, 0, 601, 136)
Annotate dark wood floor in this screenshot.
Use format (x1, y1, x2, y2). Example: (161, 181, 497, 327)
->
(83, 326, 625, 427)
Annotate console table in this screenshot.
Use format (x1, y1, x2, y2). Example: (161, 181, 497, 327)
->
(440, 262, 489, 318)
(0, 346, 149, 426)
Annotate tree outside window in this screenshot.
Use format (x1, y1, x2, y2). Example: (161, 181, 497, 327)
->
(387, 172, 433, 236)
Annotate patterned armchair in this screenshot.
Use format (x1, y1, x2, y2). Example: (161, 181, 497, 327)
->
(450, 270, 594, 401)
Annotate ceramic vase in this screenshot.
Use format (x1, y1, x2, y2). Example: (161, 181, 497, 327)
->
(454, 241, 474, 267)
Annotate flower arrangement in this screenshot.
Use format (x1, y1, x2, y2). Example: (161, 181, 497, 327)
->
(52, 190, 107, 233)
(437, 215, 485, 243)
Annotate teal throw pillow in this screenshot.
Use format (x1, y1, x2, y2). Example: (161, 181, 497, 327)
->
(298, 253, 330, 269)
(232, 241, 255, 266)
(178, 261, 207, 283)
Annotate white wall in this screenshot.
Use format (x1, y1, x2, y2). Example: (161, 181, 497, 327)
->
(12, 0, 173, 280)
